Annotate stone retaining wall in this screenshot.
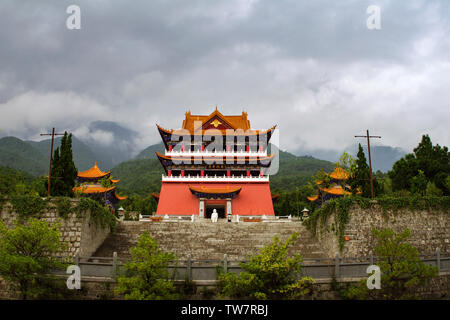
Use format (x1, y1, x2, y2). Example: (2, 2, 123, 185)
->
(0, 199, 111, 258)
(316, 204, 449, 258)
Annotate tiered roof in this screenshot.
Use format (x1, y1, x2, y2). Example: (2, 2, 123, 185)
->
(189, 185, 242, 199)
(77, 162, 110, 179)
(73, 162, 126, 202)
(329, 167, 349, 180)
(73, 185, 127, 201)
(308, 167, 359, 203)
(157, 108, 276, 136)
(189, 185, 242, 195)
(183, 108, 251, 132)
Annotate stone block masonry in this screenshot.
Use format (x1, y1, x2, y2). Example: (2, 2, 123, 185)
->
(0, 199, 111, 258)
(95, 203, 449, 261)
(94, 220, 327, 260)
(316, 203, 450, 258)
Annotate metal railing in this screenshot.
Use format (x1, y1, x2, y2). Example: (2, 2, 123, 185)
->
(71, 249, 450, 281)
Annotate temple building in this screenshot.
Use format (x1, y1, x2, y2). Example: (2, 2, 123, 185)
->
(153, 108, 277, 219)
(73, 162, 127, 210)
(307, 167, 360, 206)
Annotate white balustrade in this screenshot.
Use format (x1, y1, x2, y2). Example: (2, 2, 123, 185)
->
(165, 150, 267, 157)
(162, 174, 269, 182)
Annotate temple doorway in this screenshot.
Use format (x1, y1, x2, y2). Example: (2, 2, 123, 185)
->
(205, 204, 226, 219)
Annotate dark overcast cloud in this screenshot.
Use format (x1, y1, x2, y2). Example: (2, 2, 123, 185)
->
(0, 0, 449, 154)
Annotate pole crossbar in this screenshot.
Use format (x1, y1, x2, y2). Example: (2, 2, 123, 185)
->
(355, 129, 381, 198)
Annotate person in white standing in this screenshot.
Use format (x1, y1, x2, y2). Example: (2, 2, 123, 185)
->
(211, 209, 218, 223)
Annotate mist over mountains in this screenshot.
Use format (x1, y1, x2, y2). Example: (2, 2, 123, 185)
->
(0, 120, 140, 175)
(0, 120, 407, 181)
(292, 144, 406, 173)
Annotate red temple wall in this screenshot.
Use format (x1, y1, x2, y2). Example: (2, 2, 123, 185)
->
(156, 181, 274, 216)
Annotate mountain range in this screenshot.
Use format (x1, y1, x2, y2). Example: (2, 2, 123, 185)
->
(293, 144, 406, 173)
(0, 120, 407, 194)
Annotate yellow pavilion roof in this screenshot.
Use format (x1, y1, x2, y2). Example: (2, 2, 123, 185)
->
(77, 162, 110, 179)
(329, 167, 349, 180)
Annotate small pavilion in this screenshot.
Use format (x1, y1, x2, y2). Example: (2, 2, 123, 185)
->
(73, 162, 127, 210)
(307, 167, 360, 206)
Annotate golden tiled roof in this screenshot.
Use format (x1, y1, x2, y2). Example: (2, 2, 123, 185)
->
(321, 185, 352, 196)
(157, 108, 276, 135)
(189, 185, 242, 194)
(307, 195, 319, 202)
(183, 108, 250, 131)
(73, 185, 116, 194)
(73, 184, 127, 200)
(77, 162, 110, 179)
(329, 167, 349, 180)
(114, 194, 127, 201)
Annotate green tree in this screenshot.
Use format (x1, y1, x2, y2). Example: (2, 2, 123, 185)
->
(49, 146, 64, 196)
(445, 176, 450, 193)
(343, 228, 438, 300)
(335, 152, 356, 190)
(0, 218, 68, 300)
(98, 176, 113, 188)
(60, 133, 77, 196)
(0, 167, 44, 196)
(136, 195, 157, 215)
(336, 152, 356, 172)
(410, 170, 427, 195)
(350, 144, 372, 197)
(45, 132, 78, 197)
(218, 233, 314, 300)
(310, 168, 331, 188)
(114, 232, 178, 300)
(425, 181, 443, 196)
(29, 176, 48, 197)
(389, 135, 449, 195)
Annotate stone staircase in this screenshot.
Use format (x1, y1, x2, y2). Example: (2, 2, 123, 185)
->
(93, 220, 328, 261)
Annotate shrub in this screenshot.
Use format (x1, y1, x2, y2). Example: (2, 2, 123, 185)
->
(114, 232, 178, 300)
(0, 218, 68, 299)
(218, 233, 314, 300)
(342, 228, 438, 300)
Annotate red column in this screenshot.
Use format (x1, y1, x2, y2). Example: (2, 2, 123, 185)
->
(168, 170, 172, 177)
(227, 170, 231, 177)
(169, 145, 173, 151)
(201, 145, 205, 151)
(181, 145, 185, 152)
(201, 170, 204, 177)
(246, 145, 250, 152)
(246, 170, 250, 177)
(181, 170, 185, 177)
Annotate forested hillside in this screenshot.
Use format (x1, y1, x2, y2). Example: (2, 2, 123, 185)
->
(0, 137, 48, 176)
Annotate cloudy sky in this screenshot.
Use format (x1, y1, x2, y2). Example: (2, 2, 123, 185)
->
(0, 0, 449, 155)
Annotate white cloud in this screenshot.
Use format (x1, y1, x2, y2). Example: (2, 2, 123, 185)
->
(0, 91, 111, 140)
(0, 0, 449, 158)
(89, 130, 115, 147)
